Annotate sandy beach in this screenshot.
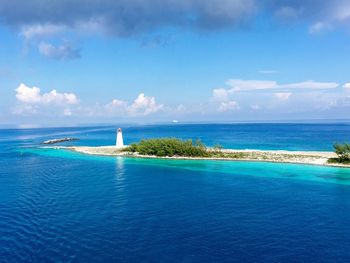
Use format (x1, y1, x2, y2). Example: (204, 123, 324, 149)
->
(50, 145, 350, 168)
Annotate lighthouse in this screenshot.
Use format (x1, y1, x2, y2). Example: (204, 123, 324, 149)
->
(116, 128, 124, 148)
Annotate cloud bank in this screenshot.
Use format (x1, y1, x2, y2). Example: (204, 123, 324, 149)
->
(2, 0, 349, 59)
(38, 42, 80, 60)
(10, 78, 350, 122)
(14, 83, 163, 117)
(106, 93, 163, 116)
(211, 78, 350, 114)
(15, 83, 78, 105)
(213, 79, 339, 101)
(14, 83, 79, 115)
(1, 0, 349, 37)
(1, 0, 256, 36)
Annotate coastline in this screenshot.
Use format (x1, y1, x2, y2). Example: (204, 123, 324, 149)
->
(47, 145, 350, 168)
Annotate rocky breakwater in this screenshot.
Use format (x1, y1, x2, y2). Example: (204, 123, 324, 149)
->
(42, 138, 79, 145)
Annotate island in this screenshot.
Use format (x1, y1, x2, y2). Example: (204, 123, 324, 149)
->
(50, 138, 350, 168)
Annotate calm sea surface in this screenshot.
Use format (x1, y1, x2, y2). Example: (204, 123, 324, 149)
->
(1, 123, 350, 262)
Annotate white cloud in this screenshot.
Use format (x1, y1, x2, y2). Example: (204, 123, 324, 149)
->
(127, 93, 163, 116)
(105, 99, 128, 113)
(42, 89, 79, 104)
(218, 101, 239, 112)
(224, 79, 338, 93)
(14, 83, 78, 117)
(15, 83, 78, 106)
(63, 109, 72, 116)
(274, 92, 292, 101)
(343, 83, 350, 89)
(211, 79, 340, 115)
(14, 84, 164, 118)
(333, 3, 350, 21)
(21, 24, 66, 40)
(103, 93, 164, 116)
(15, 84, 41, 104)
(280, 80, 338, 90)
(212, 88, 232, 101)
(226, 79, 277, 92)
(309, 22, 332, 34)
(38, 42, 80, 60)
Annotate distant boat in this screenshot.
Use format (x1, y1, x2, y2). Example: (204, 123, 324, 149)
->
(172, 120, 179, 123)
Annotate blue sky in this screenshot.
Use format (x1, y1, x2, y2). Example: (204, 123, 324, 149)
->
(1, 0, 350, 126)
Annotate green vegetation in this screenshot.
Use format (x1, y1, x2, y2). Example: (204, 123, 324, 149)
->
(124, 138, 345, 166)
(329, 143, 350, 164)
(207, 151, 247, 159)
(123, 138, 262, 160)
(124, 138, 209, 157)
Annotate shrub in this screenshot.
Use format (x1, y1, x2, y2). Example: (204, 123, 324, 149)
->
(333, 143, 350, 162)
(124, 138, 209, 157)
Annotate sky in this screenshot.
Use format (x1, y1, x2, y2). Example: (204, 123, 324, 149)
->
(1, 0, 350, 127)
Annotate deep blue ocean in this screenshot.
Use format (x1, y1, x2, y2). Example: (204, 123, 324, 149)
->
(1, 123, 350, 262)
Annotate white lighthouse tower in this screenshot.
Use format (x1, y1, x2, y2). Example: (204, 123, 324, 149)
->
(116, 128, 124, 148)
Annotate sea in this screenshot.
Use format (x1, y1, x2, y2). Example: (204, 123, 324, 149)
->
(1, 123, 350, 262)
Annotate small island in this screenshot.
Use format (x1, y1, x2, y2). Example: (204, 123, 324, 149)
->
(53, 137, 350, 168)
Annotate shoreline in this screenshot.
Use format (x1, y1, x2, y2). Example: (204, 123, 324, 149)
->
(47, 145, 350, 168)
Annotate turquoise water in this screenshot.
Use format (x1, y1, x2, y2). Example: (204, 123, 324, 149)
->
(25, 147, 350, 186)
(1, 124, 350, 262)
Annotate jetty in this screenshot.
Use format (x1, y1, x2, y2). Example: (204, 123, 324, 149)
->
(42, 137, 79, 145)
